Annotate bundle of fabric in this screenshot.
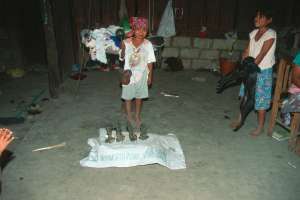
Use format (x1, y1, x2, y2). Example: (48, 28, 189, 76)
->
(80, 25, 124, 64)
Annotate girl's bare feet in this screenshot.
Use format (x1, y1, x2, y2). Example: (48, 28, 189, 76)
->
(250, 127, 264, 137)
(250, 110, 266, 137)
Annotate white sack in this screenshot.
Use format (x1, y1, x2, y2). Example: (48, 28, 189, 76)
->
(80, 128, 186, 170)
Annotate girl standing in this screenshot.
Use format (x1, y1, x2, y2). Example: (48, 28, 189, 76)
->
(234, 8, 276, 136)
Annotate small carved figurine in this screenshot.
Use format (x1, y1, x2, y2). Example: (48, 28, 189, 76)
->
(139, 124, 149, 140)
(105, 127, 115, 143)
(127, 122, 137, 141)
(116, 122, 125, 142)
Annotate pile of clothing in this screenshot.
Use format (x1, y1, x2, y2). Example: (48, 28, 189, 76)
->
(80, 25, 125, 65)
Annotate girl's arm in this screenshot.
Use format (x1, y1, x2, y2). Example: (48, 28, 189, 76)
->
(147, 63, 153, 86)
(242, 41, 250, 60)
(254, 38, 275, 65)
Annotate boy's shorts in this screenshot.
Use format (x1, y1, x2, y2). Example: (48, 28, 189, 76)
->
(121, 72, 148, 100)
(239, 67, 273, 110)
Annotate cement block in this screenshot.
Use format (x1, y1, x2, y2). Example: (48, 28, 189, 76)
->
(200, 50, 220, 59)
(182, 59, 192, 69)
(212, 39, 234, 50)
(193, 38, 212, 49)
(191, 59, 212, 70)
(162, 47, 179, 57)
(220, 50, 241, 62)
(210, 59, 220, 71)
(180, 48, 200, 59)
(172, 37, 191, 47)
(233, 40, 248, 51)
(160, 58, 191, 70)
(163, 37, 172, 47)
(160, 58, 168, 69)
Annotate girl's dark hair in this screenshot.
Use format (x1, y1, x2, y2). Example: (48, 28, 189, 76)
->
(256, 6, 274, 19)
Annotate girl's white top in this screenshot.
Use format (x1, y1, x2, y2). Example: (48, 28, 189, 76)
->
(249, 28, 276, 70)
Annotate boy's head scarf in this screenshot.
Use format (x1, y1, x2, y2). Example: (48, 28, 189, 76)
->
(130, 17, 148, 30)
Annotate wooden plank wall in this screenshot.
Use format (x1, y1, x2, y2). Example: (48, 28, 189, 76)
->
(60, 0, 300, 78)
(69, 0, 300, 38)
(1, 0, 300, 71)
(174, 0, 238, 37)
(0, 0, 46, 66)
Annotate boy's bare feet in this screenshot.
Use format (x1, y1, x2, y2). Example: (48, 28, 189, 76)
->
(127, 121, 137, 141)
(139, 124, 149, 140)
(135, 117, 142, 130)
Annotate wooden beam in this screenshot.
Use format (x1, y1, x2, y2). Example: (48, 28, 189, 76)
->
(41, 0, 60, 98)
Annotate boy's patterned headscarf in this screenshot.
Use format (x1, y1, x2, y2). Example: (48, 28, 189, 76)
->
(130, 17, 148, 30)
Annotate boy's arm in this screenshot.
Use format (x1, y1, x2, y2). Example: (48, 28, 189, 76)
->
(254, 38, 275, 65)
(147, 63, 153, 86)
(119, 41, 125, 61)
(147, 42, 156, 86)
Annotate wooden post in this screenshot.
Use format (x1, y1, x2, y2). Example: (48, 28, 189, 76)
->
(289, 113, 300, 151)
(42, 0, 60, 98)
(267, 59, 287, 136)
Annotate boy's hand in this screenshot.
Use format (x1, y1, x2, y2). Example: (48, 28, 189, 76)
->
(147, 63, 153, 87)
(119, 41, 126, 61)
(147, 75, 152, 87)
(121, 70, 132, 85)
(0, 128, 14, 155)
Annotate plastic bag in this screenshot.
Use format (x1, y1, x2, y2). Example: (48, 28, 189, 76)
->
(157, 0, 176, 38)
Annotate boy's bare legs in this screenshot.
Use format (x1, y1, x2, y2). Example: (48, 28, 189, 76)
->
(121, 101, 126, 115)
(135, 98, 143, 129)
(125, 99, 138, 141)
(125, 100, 133, 124)
(250, 110, 265, 136)
(121, 101, 125, 111)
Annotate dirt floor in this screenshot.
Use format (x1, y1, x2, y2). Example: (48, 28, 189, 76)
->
(1, 68, 300, 200)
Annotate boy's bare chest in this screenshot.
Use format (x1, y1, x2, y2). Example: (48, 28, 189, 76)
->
(131, 38, 144, 48)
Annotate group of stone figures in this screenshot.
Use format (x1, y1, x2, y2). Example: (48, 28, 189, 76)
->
(105, 122, 149, 143)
